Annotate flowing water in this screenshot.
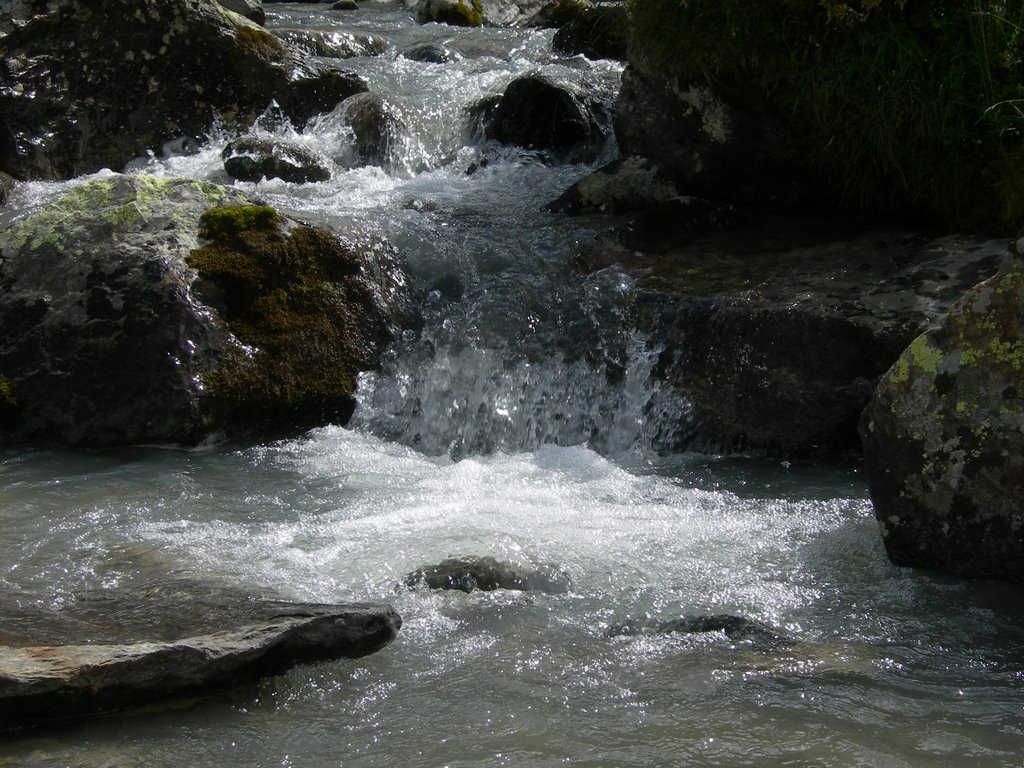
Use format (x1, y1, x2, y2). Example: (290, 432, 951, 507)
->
(2, 4, 1024, 766)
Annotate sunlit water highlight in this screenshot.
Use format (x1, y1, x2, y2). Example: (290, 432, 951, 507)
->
(1, 4, 1023, 766)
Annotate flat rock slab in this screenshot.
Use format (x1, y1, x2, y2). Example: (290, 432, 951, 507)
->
(0, 580, 401, 731)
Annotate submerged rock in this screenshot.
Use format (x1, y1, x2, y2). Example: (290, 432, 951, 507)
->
(860, 247, 1024, 584)
(485, 74, 607, 161)
(274, 28, 389, 59)
(0, 579, 401, 731)
(327, 92, 409, 169)
(549, 156, 681, 214)
(399, 41, 462, 64)
(222, 137, 332, 183)
(608, 614, 795, 648)
(0, 0, 365, 180)
(405, 556, 572, 594)
(0, 173, 411, 446)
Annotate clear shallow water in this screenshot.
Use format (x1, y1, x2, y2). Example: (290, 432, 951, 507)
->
(2, 3, 1024, 766)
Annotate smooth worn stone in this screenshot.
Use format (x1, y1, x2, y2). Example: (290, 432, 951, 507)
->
(860, 247, 1024, 584)
(404, 556, 572, 594)
(323, 92, 409, 170)
(0, 0, 365, 180)
(222, 136, 332, 183)
(549, 156, 681, 214)
(607, 614, 795, 648)
(0, 579, 401, 731)
(399, 41, 462, 63)
(0, 173, 411, 446)
(331, 0, 359, 9)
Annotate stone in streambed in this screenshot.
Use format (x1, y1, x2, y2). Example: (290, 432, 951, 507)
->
(860, 246, 1024, 584)
(0, 579, 401, 731)
(415, 0, 484, 27)
(222, 137, 332, 183)
(405, 556, 572, 594)
(607, 614, 795, 648)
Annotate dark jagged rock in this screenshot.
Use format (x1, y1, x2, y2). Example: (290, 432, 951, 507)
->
(607, 614, 794, 648)
(274, 28, 389, 59)
(404, 556, 572, 594)
(860, 247, 1024, 584)
(0, 579, 401, 731)
(0, 173, 411, 447)
(485, 74, 607, 161)
(550, 3, 627, 61)
(0, 0, 366, 181)
(623, 227, 1006, 456)
(550, 156, 681, 215)
(0, 172, 12, 207)
(222, 137, 332, 183)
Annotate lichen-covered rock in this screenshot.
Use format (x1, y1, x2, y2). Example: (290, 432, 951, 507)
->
(485, 74, 608, 161)
(549, 156, 680, 214)
(860, 248, 1024, 584)
(0, 579, 401, 731)
(404, 556, 572, 594)
(0, 0, 366, 180)
(222, 137, 332, 183)
(0, 173, 411, 446)
(613, 66, 795, 203)
(274, 28, 389, 59)
(415, 0, 483, 27)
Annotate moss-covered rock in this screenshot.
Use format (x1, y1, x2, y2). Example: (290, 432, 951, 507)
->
(0, 173, 410, 446)
(185, 205, 408, 432)
(415, 0, 484, 27)
(860, 246, 1024, 584)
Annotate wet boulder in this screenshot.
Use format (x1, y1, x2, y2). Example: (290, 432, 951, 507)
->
(331, 0, 360, 10)
(860, 248, 1024, 584)
(0, 0, 366, 180)
(0, 579, 401, 731)
(607, 614, 795, 648)
(0, 173, 412, 447)
(222, 137, 332, 183)
(325, 92, 409, 170)
(485, 74, 607, 161)
(274, 28, 389, 59)
(404, 556, 572, 594)
(415, 0, 484, 27)
(550, 2, 628, 61)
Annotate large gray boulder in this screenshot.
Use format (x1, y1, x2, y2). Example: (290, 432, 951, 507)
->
(0, 173, 411, 446)
(860, 246, 1024, 584)
(0, 579, 401, 731)
(623, 228, 1006, 456)
(0, 0, 366, 180)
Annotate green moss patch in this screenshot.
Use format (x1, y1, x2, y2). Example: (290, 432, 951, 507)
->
(188, 205, 380, 429)
(627, 0, 1024, 228)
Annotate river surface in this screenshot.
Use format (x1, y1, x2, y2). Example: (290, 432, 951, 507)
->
(2, 3, 1024, 766)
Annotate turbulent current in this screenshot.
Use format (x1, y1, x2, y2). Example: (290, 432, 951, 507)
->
(2, 4, 1023, 766)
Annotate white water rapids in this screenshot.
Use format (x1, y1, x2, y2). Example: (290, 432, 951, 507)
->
(1, 3, 1023, 766)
